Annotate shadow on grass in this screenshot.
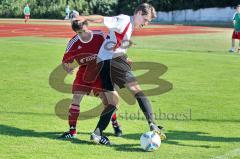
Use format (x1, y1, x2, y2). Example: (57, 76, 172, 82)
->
(74, 137, 143, 152)
(0, 124, 101, 145)
(0, 124, 61, 139)
(121, 130, 240, 148)
(111, 143, 144, 152)
(0, 124, 143, 152)
(75, 131, 144, 152)
(2, 124, 239, 150)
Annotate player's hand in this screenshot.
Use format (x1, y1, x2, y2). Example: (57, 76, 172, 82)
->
(128, 40, 136, 48)
(72, 16, 86, 23)
(62, 63, 74, 74)
(127, 58, 132, 65)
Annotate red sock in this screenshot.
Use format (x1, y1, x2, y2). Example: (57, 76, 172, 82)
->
(111, 112, 119, 127)
(68, 104, 80, 134)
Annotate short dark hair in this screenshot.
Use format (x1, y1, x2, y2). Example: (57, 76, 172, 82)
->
(71, 20, 88, 32)
(134, 3, 157, 19)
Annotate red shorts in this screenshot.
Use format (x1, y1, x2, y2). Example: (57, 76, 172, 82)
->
(232, 31, 240, 39)
(25, 15, 30, 19)
(72, 66, 103, 95)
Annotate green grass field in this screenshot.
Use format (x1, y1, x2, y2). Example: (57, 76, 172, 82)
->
(0, 29, 240, 159)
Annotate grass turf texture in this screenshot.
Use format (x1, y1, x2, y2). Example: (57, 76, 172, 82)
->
(0, 30, 240, 159)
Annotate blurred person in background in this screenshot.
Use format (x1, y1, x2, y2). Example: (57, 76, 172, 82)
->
(229, 4, 240, 53)
(23, 3, 30, 24)
(65, 5, 71, 20)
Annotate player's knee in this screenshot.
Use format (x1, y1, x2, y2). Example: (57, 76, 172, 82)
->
(127, 83, 142, 95)
(100, 93, 108, 106)
(108, 94, 119, 107)
(112, 91, 119, 107)
(103, 91, 119, 107)
(72, 93, 84, 105)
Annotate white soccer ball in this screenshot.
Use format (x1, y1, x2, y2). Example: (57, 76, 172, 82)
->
(140, 131, 161, 151)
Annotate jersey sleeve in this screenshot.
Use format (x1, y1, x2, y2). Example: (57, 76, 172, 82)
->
(62, 37, 78, 63)
(103, 15, 129, 33)
(62, 52, 74, 63)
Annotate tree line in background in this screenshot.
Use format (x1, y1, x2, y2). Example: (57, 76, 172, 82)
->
(0, 0, 239, 19)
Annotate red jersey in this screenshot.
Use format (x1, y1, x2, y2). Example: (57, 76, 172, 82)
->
(62, 30, 104, 64)
(62, 31, 105, 94)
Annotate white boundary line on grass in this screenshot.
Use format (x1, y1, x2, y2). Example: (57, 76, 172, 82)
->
(213, 148, 240, 159)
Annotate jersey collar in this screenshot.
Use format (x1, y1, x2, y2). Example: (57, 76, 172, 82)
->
(78, 30, 93, 44)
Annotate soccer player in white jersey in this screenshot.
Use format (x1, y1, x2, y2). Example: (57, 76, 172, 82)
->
(74, 3, 166, 145)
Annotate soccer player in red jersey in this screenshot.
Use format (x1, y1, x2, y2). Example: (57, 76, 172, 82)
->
(59, 20, 122, 139)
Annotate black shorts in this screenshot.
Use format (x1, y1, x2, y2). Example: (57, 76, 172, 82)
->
(99, 55, 136, 91)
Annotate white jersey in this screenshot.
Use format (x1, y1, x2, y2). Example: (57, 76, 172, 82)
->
(97, 14, 134, 62)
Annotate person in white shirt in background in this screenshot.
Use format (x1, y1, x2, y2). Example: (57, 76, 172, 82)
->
(65, 5, 70, 20)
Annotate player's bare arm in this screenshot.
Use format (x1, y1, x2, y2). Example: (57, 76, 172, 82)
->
(74, 15, 104, 23)
(62, 62, 74, 74)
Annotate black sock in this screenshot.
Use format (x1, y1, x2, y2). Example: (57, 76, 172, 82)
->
(135, 92, 155, 124)
(94, 104, 116, 136)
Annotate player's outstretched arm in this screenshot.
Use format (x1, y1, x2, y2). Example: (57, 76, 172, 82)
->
(74, 15, 104, 23)
(62, 63, 74, 74)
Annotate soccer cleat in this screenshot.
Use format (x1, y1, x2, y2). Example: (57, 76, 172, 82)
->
(90, 133, 111, 145)
(149, 123, 167, 141)
(113, 125, 122, 137)
(58, 131, 77, 139)
(229, 48, 235, 53)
